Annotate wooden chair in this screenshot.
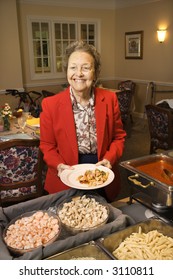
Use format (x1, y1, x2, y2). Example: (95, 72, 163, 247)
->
(0, 139, 44, 206)
(145, 104, 173, 154)
(117, 80, 136, 124)
(41, 90, 54, 98)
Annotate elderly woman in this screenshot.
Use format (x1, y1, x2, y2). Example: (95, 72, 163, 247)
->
(40, 40, 126, 201)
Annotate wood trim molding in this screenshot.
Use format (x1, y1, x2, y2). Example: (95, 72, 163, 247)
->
(18, 0, 160, 10)
(18, 0, 116, 10)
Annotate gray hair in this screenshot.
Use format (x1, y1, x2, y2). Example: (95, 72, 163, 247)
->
(63, 40, 101, 82)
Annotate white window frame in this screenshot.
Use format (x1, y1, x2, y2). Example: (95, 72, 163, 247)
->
(27, 16, 100, 80)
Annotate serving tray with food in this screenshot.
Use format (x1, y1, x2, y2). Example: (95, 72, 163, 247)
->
(56, 194, 109, 234)
(3, 210, 61, 255)
(97, 218, 173, 260)
(0, 189, 132, 260)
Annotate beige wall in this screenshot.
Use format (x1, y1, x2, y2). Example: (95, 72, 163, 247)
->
(114, 0, 173, 115)
(1, 0, 173, 115)
(115, 0, 173, 83)
(0, 0, 23, 91)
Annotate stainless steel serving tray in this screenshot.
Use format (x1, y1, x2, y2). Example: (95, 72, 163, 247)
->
(98, 218, 173, 260)
(120, 153, 173, 207)
(120, 153, 173, 191)
(45, 241, 112, 260)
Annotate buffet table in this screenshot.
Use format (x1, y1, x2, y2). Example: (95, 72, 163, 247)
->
(1, 126, 172, 260)
(0, 188, 152, 260)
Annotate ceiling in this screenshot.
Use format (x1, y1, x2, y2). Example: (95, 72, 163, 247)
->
(19, 0, 162, 9)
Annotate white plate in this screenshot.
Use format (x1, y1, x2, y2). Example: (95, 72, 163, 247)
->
(60, 164, 115, 190)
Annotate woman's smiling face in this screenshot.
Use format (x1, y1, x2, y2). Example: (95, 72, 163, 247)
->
(67, 51, 95, 95)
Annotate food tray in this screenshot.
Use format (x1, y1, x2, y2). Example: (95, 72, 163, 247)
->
(3, 210, 61, 255)
(56, 194, 110, 234)
(120, 153, 173, 207)
(98, 218, 173, 260)
(120, 153, 173, 190)
(46, 241, 112, 260)
(0, 189, 132, 260)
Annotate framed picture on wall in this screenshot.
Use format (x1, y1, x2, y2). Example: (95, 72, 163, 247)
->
(125, 31, 143, 59)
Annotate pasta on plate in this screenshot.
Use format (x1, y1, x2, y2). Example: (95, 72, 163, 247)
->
(77, 168, 109, 186)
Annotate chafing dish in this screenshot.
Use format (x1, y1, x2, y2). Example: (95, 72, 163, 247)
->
(98, 219, 173, 260)
(120, 153, 173, 209)
(46, 241, 112, 260)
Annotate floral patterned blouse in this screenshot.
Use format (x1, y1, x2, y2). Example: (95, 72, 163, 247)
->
(70, 88, 97, 154)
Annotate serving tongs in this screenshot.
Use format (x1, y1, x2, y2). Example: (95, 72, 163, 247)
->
(162, 168, 173, 182)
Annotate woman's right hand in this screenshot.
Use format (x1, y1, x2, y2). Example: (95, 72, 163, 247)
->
(57, 163, 74, 177)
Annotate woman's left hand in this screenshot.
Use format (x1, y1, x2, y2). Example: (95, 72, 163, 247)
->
(96, 159, 112, 169)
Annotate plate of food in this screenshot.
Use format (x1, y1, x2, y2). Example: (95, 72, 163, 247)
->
(60, 164, 114, 189)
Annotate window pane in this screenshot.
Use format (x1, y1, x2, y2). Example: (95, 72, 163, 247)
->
(89, 40, 95, 45)
(54, 22, 77, 73)
(81, 24, 87, 40)
(62, 24, 68, 39)
(41, 23, 49, 39)
(89, 24, 94, 40)
(33, 41, 41, 56)
(32, 21, 51, 74)
(43, 58, 48, 67)
(32, 22, 40, 39)
(56, 57, 62, 72)
(43, 58, 51, 72)
(69, 24, 75, 39)
(80, 23, 96, 46)
(43, 41, 49, 56)
(55, 23, 61, 39)
(55, 41, 62, 56)
(63, 41, 69, 54)
(34, 58, 42, 73)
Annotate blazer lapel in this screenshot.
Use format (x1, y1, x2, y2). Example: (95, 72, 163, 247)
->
(95, 89, 107, 159)
(60, 91, 78, 162)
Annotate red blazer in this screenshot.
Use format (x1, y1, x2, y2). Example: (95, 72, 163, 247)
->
(40, 87, 126, 201)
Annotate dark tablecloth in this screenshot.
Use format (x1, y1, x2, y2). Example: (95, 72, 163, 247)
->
(0, 189, 135, 260)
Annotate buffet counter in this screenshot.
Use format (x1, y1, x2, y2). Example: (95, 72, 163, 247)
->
(0, 189, 153, 260)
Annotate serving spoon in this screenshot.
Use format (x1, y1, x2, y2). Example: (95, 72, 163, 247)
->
(162, 168, 173, 182)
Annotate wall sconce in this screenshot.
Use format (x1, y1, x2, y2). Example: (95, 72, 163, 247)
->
(157, 29, 167, 43)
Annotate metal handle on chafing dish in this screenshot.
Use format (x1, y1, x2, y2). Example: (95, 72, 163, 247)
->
(128, 174, 154, 188)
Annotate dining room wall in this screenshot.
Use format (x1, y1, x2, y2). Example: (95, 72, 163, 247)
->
(113, 0, 173, 116)
(0, 0, 23, 92)
(1, 0, 173, 115)
(115, 0, 173, 83)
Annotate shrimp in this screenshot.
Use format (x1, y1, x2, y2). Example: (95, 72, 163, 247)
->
(4, 211, 60, 251)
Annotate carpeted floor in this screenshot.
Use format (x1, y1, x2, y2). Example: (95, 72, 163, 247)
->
(116, 116, 151, 200)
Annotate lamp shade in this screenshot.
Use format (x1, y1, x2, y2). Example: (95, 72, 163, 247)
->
(157, 30, 167, 43)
